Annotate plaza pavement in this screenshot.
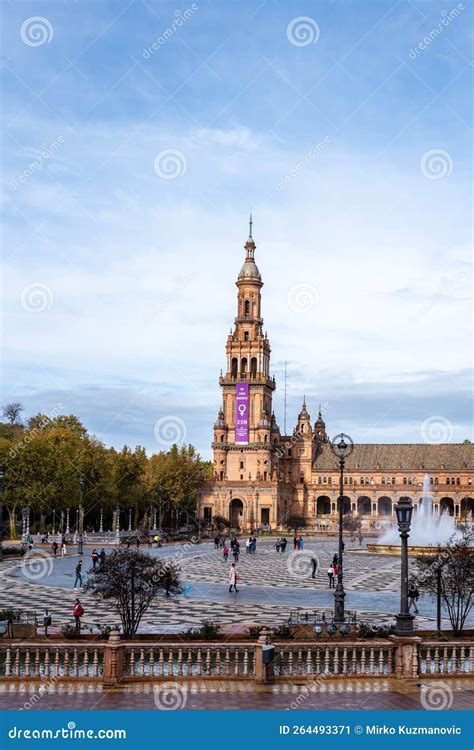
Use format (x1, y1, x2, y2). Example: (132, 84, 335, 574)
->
(0, 539, 466, 632)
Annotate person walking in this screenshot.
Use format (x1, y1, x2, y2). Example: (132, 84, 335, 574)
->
(60, 541, 67, 556)
(233, 541, 240, 563)
(358, 530, 363, 547)
(223, 544, 229, 562)
(250, 537, 256, 554)
(228, 563, 239, 593)
(311, 555, 318, 579)
(281, 537, 287, 552)
(91, 549, 99, 570)
(99, 548, 106, 566)
(73, 599, 84, 632)
(408, 583, 420, 614)
(246, 538, 251, 554)
(74, 560, 83, 588)
(327, 564, 335, 588)
(300, 536, 304, 551)
(296, 536, 301, 551)
(51, 541, 58, 557)
(293, 535, 297, 550)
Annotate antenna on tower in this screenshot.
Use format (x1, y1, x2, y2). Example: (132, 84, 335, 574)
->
(283, 361, 288, 435)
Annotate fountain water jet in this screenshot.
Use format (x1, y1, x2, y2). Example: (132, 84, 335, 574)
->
(368, 474, 461, 555)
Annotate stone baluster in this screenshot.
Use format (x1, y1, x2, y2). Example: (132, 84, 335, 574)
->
(14, 648, 20, 677)
(315, 648, 321, 674)
(434, 647, 440, 673)
(451, 646, 457, 673)
(369, 648, 375, 675)
(34, 648, 40, 677)
(148, 648, 154, 677)
(334, 647, 339, 675)
(460, 647, 465, 674)
(72, 648, 78, 677)
(233, 649, 239, 676)
(387, 647, 393, 675)
(306, 649, 313, 676)
(205, 648, 211, 676)
(44, 648, 50, 677)
(288, 650, 293, 676)
(158, 649, 164, 676)
(5, 647, 11, 677)
(225, 648, 230, 677)
(139, 649, 145, 677)
(54, 649, 60, 678)
(129, 649, 135, 676)
(216, 649, 221, 676)
(186, 649, 192, 677)
(360, 647, 366, 675)
(342, 648, 348, 676)
(378, 648, 384, 674)
(83, 649, 89, 677)
(167, 650, 173, 677)
(324, 648, 330, 674)
(177, 649, 183, 677)
(93, 649, 99, 677)
(351, 647, 357, 675)
(469, 647, 474, 673)
(442, 647, 448, 673)
(197, 649, 202, 676)
(297, 649, 303, 676)
(243, 649, 248, 677)
(23, 649, 30, 677)
(64, 649, 69, 677)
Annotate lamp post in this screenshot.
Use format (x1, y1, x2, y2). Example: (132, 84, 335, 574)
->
(0, 469, 4, 561)
(329, 433, 354, 622)
(78, 477, 84, 555)
(394, 496, 415, 636)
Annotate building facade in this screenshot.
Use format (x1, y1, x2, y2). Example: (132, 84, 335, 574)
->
(198, 223, 474, 532)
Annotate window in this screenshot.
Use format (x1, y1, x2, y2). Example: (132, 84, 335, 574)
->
(241, 357, 247, 373)
(349, 477, 353, 485)
(344, 476, 348, 485)
(318, 477, 322, 484)
(244, 331, 249, 341)
(392, 477, 395, 484)
(328, 477, 332, 485)
(220, 434, 224, 443)
(231, 358, 238, 377)
(446, 478, 450, 486)
(220, 471, 224, 480)
(288, 448, 292, 457)
(300, 474, 304, 483)
(323, 477, 327, 484)
(240, 474, 243, 480)
(264, 435, 268, 443)
(382, 477, 385, 485)
(244, 300, 250, 317)
(240, 461, 244, 470)
(456, 478, 460, 485)
(435, 478, 438, 486)
(408, 478, 412, 485)
(430, 477, 434, 485)
(263, 471, 268, 481)
(403, 478, 407, 485)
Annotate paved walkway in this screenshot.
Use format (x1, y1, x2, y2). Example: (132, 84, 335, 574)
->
(1, 539, 467, 632)
(0, 678, 472, 710)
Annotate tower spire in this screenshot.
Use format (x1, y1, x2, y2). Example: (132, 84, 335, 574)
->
(249, 211, 253, 239)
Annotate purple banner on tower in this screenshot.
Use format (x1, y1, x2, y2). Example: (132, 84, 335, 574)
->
(235, 382, 249, 443)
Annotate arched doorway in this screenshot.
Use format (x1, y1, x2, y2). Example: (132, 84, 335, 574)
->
(440, 497, 454, 516)
(460, 497, 474, 520)
(340, 496, 351, 515)
(378, 496, 392, 516)
(316, 496, 331, 515)
(229, 498, 244, 529)
(357, 496, 371, 516)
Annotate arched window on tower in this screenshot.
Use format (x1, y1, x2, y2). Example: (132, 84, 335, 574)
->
(231, 358, 238, 377)
(244, 300, 250, 317)
(250, 357, 257, 377)
(241, 357, 248, 374)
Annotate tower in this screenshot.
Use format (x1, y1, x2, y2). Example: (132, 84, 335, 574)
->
(214, 217, 276, 484)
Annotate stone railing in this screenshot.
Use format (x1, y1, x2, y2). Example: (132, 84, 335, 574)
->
(273, 641, 393, 677)
(419, 641, 474, 675)
(0, 631, 472, 685)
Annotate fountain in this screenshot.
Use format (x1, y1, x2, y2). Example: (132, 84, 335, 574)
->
(368, 474, 461, 555)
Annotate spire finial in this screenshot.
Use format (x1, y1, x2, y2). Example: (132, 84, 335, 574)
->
(249, 211, 253, 239)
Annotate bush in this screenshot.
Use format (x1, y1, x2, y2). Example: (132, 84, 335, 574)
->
(0, 609, 22, 622)
(273, 624, 294, 640)
(185, 620, 222, 640)
(247, 625, 264, 638)
(0, 546, 25, 558)
(61, 624, 81, 639)
(356, 622, 394, 639)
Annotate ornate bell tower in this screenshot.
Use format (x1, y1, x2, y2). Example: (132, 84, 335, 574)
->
(213, 217, 276, 482)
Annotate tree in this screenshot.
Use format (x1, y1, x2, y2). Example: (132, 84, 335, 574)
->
(343, 515, 361, 541)
(286, 515, 307, 534)
(212, 515, 230, 532)
(2, 403, 23, 425)
(84, 549, 181, 636)
(415, 526, 474, 635)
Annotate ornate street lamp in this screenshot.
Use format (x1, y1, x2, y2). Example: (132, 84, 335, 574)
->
(394, 496, 415, 635)
(329, 433, 354, 622)
(78, 477, 84, 555)
(0, 469, 4, 561)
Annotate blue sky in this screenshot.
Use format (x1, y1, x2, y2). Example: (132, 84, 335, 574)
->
(1, 0, 472, 457)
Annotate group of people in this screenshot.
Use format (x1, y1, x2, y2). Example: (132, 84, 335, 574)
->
(222, 537, 241, 563)
(73, 549, 107, 588)
(274, 537, 288, 552)
(327, 554, 340, 588)
(293, 535, 305, 550)
(245, 537, 257, 554)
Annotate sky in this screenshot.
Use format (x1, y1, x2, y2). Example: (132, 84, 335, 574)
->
(1, 0, 473, 458)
